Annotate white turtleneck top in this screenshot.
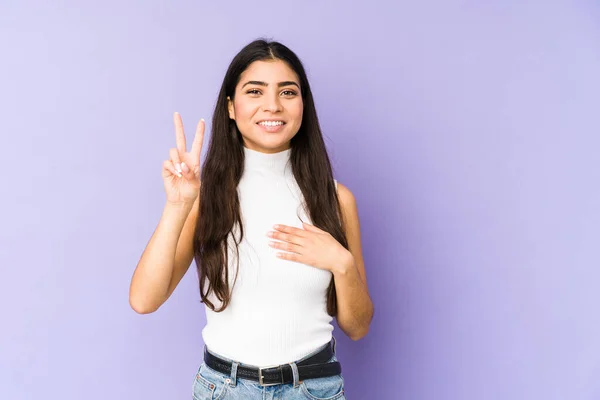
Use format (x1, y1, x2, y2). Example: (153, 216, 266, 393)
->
(200, 146, 337, 367)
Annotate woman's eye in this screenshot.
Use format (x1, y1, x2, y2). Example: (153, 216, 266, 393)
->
(246, 89, 297, 96)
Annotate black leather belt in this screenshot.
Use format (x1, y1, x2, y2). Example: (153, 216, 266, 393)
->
(203, 338, 342, 386)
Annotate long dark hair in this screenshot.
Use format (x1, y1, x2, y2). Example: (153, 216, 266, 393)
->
(193, 39, 348, 317)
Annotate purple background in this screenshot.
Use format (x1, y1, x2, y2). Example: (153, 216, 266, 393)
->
(2, 1, 599, 399)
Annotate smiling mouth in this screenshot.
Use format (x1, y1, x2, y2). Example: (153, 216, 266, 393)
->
(257, 120, 286, 133)
(257, 121, 286, 127)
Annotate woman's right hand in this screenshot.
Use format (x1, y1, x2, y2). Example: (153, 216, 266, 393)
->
(162, 112, 205, 205)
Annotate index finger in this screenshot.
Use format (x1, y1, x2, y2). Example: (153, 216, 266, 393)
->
(173, 112, 187, 153)
(273, 224, 309, 238)
(190, 118, 205, 160)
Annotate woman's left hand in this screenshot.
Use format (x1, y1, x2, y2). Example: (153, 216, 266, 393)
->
(267, 222, 352, 273)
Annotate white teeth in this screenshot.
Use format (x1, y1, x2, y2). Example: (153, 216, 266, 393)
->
(259, 121, 284, 126)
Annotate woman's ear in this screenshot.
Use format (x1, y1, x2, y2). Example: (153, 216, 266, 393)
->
(227, 96, 235, 120)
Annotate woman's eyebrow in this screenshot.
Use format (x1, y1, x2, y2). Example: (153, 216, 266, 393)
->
(242, 80, 300, 89)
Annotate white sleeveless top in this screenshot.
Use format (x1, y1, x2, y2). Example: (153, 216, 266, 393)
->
(201, 146, 337, 367)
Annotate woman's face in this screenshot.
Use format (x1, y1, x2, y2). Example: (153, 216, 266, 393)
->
(228, 59, 303, 154)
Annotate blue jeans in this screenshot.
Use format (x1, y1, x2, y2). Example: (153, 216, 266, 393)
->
(192, 338, 346, 399)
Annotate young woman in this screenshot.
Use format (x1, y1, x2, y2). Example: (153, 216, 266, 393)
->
(129, 39, 374, 399)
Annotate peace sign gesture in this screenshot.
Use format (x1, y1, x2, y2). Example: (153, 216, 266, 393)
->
(162, 112, 205, 205)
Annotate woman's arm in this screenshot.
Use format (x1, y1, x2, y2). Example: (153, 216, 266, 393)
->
(333, 183, 374, 340)
(129, 195, 199, 314)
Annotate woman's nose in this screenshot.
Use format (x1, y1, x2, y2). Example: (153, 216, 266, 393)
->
(262, 94, 282, 112)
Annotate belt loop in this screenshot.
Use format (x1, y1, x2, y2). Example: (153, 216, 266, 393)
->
(289, 362, 300, 388)
(229, 361, 239, 387)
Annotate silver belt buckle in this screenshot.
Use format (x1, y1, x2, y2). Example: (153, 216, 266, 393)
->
(258, 365, 284, 387)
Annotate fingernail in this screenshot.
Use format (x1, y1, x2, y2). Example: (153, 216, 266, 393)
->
(176, 163, 182, 173)
(181, 162, 189, 173)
